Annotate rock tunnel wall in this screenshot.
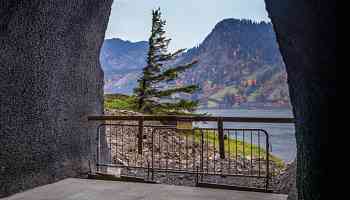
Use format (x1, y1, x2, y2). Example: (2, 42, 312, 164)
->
(0, 0, 113, 197)
(0, 0, 334, 199)
(265, 0, 335, 199)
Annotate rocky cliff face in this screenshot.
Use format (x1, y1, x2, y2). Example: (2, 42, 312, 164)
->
(0, 0, 113, 197)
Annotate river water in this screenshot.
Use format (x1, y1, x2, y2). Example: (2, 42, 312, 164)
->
(194, 109, 296, 163)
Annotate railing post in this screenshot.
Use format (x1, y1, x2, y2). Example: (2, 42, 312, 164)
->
(218, 118, 225, 159)
(138, 118, 144, 155)
(266, 133, 270, 192)
(200, 130, 204, 173)
(96, 126, 100, 172)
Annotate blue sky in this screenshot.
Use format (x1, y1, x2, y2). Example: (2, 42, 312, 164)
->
(105, 0, 270, 50)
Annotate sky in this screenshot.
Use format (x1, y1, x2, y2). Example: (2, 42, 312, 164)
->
(105, 0, 270, 50)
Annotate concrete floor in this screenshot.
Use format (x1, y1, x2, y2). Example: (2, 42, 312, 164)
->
(2, 178, 287, 200)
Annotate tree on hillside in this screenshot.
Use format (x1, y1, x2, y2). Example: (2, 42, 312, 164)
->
(134, 8, 199, 114)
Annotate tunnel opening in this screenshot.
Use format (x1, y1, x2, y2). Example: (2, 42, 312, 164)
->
(99, 0, 297, 196)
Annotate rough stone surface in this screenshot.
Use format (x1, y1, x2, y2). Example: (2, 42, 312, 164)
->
(265, 1, 335, 199)
(276, 161, 297, 199)
(0, 0, 113, 197)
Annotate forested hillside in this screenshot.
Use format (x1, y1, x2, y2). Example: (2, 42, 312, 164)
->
(100, 19, 291, 109)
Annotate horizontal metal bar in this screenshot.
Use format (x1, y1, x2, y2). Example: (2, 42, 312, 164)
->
(196, 182, 273, 193)
(89, 173, 157, 184)
(88, 115, 294, 124)
(98, 124, 176, 128)
(98, 124, 269, 133)
(98, 124, 270, 139)
(97, 164, 268, 179)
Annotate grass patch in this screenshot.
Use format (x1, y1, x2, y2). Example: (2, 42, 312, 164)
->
(104, 94, 137, 111)
(184, 129, 285, 169)
(104, 93, 206, 116)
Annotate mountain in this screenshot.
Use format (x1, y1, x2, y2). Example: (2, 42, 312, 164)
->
(100, 38, 148, 93)
(100, 19, 291, 109)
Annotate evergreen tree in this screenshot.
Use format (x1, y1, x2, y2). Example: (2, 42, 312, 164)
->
(134, 8, 199, 114)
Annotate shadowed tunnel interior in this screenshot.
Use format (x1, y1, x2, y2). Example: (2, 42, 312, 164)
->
(0, 1, 335, 199)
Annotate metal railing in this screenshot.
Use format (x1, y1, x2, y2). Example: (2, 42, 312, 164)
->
(88, 115, 294, 192)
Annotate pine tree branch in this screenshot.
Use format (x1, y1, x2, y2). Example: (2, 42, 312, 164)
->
(152, 60, 198, 82)
(154, 85, 199, 98)
(171, 48, 187, 58)
(158, 99, 199, 113)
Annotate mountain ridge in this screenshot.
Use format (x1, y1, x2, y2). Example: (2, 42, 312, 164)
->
(100, 18, 291, 109)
